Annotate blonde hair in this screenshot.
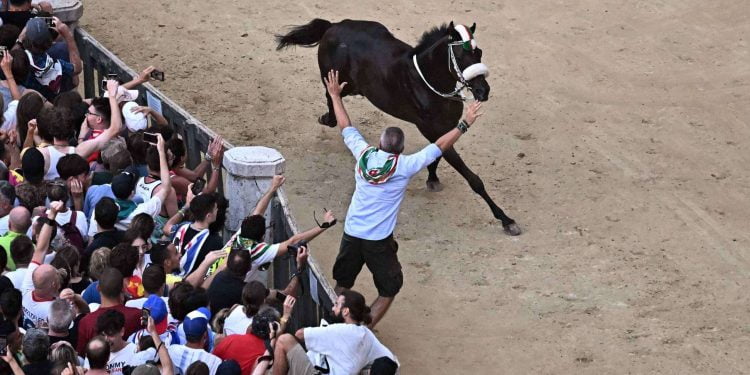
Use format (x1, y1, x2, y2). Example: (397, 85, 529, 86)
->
(88, 247, 112, 281)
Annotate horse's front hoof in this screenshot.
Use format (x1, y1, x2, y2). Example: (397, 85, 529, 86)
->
(426, 180, 443, 192)
(318, 113, 337, 127)
(503, 222, 522, 236)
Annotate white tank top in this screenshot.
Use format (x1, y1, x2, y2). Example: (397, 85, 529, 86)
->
(135, 176, 162, 203)
(44, 146, 76, 180)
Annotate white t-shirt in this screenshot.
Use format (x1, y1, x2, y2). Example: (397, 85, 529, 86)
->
(304, 323, 398, 375)
(0, 215, 9, 235)
(341, 127, 442, 240)
(88, 196, 163, 238)
(0, 99, 18, 132)
(20, 262, 55, 329)
(5, 267, 27, 289)
(133, 345, 221, 375)
(223, 305, 253, 336)
(243, 242, 279, 282)
(84, 342, 137, 375)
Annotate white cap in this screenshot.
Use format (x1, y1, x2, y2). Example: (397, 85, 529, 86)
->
(122, 101, 148, 132)
(103, 86, 139, 103)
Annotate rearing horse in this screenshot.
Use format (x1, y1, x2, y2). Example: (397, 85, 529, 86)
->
(276, 19, 521, 235)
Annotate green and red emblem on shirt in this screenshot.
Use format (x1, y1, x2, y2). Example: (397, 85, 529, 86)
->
(357, 146, 399, 185)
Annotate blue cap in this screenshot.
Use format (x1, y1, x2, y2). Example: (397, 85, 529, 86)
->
(182, 307, 211, 341)
(143, 295, 168, 333)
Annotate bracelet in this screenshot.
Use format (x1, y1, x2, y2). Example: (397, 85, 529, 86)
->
(205, 154, 213, 162)
(457, 120, 470, 134)
(280, 316, 289, 325)
(156, 342, 165, 352)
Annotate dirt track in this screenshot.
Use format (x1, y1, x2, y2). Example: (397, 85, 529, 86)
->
(83, 1, 750, 373)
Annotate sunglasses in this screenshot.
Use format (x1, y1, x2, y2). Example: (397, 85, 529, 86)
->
(86, 111, 101, 117)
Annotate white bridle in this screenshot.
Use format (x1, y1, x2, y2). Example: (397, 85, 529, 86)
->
(413, 24, 490, 101)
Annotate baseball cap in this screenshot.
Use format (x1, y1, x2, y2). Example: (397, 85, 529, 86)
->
(216, 360, 242, 375)
(21, 148, 45, 184)
(25, 18, 52, 46)
(103, 86, 139, 103)
(110, 171, 137, 199)
(122, 101, 148, 132)
(182, 307, 211, 341)
(143, 295, 168, 334)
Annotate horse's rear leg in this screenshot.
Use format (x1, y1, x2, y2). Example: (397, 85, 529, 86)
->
(441, 147, 522, 236)
(426, 157, 443, 192)
(318, 46, 353, 127)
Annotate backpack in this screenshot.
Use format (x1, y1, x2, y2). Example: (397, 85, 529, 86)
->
(59, 211, 85, 253)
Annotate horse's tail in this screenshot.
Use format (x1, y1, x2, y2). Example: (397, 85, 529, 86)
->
(275, 19, 332, 50)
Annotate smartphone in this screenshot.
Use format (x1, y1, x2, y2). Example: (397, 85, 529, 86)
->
(0, 335, 7, 356)
(40, 17, 55, 28)
(0, 46, 6, 59)
(101, 73, 118, 88)
(191, 178, 206, 196)
(143, 132, 158, 144)
(141, 308, 150, 326)
(150, 69, 165, 81)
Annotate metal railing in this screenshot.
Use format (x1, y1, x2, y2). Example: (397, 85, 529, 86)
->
(74, 28, 337, 329)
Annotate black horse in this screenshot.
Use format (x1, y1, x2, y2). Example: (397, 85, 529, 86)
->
(276, 19, 521, 235)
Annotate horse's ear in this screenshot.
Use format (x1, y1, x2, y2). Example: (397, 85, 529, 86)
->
(470, 23, 476, 34)
(448, 21, 455, 31)
(447, 21, 459, 40)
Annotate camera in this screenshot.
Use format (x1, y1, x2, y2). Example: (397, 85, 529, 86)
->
(150, 69, 165, 81)
(0, 334, 6, 356)
(191, 178, 206, 196)
(143, 132, 158, 144)
(141, 308, 150, 327)
(40, 17, 55, 28)
(0, 46, 6, 59)
(287, 240, 307, 253)
(101, 73, 118, 89)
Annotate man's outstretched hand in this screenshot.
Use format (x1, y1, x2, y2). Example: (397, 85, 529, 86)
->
(324, 70, 347, 98)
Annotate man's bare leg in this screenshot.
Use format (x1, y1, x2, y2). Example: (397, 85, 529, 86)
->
(369, 295, 394, 328)
(273, 334, 295, 375)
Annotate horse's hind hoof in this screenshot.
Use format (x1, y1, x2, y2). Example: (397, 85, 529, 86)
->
(318, 113, 337, 127)
(426, 180, 443, 192)
(503, 222, 522, 236)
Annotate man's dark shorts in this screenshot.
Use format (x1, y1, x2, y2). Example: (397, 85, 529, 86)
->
(332, 233, 403, 297)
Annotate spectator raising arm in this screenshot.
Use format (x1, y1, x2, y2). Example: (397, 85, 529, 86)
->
(0, 53, 22, 101)
(153, 133, 172, 203)
(203, 138, 224, 194)
(184, 249, 227, 288)
(76, 80, 123, 158)
(252, 175, 285, 216)
(274, 210, 336, 257)
(147, 316, 174, 375)
(53, 17, 82, 75)
(122, 66, 156, 89)
(35, 201, 66, 263)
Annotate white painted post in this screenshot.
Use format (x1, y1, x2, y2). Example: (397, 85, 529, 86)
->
(223, 146, 286, 233)
(38, 0, 84, 29)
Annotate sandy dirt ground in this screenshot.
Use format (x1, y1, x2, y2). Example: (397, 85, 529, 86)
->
(81, 1, 750, 373)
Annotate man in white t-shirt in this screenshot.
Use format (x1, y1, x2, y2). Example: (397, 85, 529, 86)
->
(88, 133, 171, 237)
(273, 290, 398, 375)
(21, 201, 88, 329)
(0, 180, 15, 235)
(85, 309, 137, 375)
(323, 70, 483, 327)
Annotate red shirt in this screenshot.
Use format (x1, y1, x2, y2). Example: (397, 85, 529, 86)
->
(76, 304, 142, 355)
(213, 334, 266, 375)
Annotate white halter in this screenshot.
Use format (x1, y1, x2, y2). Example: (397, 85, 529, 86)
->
(413, 24, 490, 101)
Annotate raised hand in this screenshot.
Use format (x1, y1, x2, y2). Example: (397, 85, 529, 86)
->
(464, 101, 483, 126)
(282, 295, 297, 318)
(296, 246, 309, 268)
(271, 175, 286, 191)
(323, 69, 347, 98)
(137, 66, 156, 83)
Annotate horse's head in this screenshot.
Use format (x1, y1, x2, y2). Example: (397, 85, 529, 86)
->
(447, 22, 490, 101)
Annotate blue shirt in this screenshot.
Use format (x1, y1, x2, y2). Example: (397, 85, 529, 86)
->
(83, 184, 116, 220)
(342, 127, 442, 240)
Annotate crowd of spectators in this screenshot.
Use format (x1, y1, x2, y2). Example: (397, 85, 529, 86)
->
(0, 1, 401, 374)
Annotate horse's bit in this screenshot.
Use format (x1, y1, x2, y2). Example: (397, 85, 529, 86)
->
(413, 39, 490, 101)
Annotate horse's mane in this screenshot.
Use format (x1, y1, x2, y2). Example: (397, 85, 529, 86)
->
(413, 23, 449, 54)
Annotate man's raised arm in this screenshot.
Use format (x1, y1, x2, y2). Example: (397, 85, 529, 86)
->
(324, 70, 352, 131)
(252, 175, 286, 216)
